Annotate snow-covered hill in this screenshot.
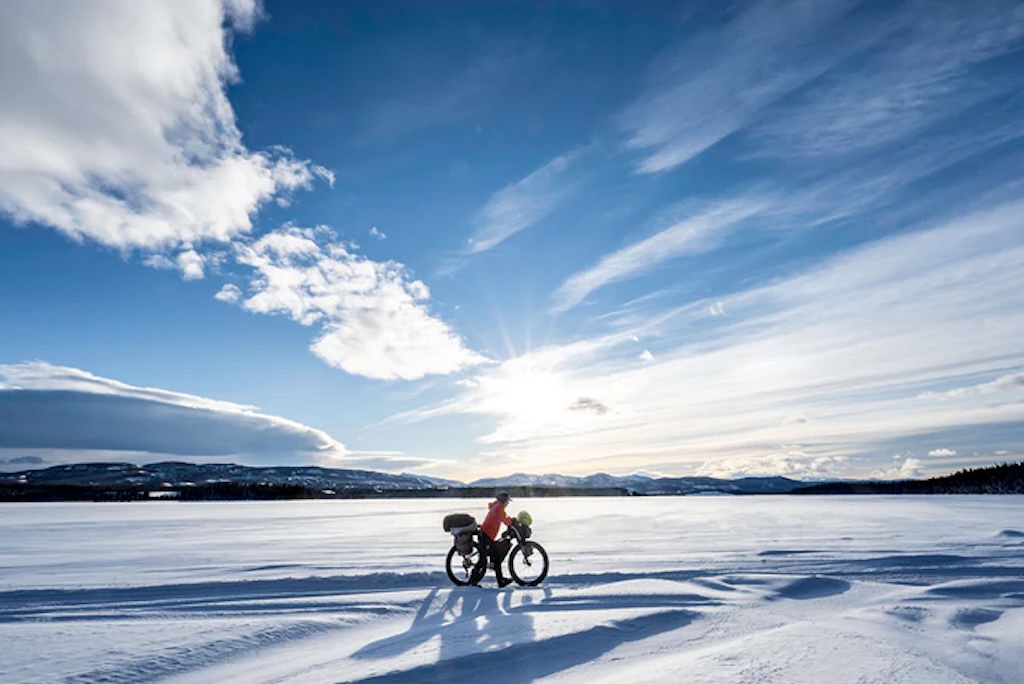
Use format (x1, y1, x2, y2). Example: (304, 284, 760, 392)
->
(0, 461, 461, 491)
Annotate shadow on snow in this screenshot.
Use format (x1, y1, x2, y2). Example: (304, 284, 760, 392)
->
(350, 586, 703, 683)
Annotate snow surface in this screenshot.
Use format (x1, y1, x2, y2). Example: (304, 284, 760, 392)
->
(1, 497, 1022, 683)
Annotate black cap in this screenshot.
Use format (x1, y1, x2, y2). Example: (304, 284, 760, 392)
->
(497, 491, 511, 503)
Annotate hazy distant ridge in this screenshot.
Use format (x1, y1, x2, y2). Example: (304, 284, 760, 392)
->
(470, 471, 802, 495)
(1, 462, 801, 495)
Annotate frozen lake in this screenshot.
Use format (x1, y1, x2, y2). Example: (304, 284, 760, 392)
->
(2, 496, 1023, 682)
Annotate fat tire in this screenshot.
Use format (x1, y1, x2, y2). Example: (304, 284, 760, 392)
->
(446, 543, 486, 586)
(508, 541, 549, 586)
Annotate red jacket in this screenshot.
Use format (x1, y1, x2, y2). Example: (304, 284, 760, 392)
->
(481, 500, 513, 540)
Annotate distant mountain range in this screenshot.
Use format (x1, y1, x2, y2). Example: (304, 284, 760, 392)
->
(0, 461, 802, 496)
(468, 472, 802, 495)
(3, 461, 1022, 500)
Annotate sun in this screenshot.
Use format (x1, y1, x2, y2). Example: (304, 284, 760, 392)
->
(479, 367, 575, 426)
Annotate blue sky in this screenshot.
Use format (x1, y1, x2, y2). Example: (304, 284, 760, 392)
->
(2, 0, 1024, 480)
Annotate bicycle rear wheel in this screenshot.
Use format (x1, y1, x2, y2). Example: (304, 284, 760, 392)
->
(508, 541, 549, 586)
(446, 543, 486, 586)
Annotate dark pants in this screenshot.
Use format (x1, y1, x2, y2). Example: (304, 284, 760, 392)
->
(480, 533, 511, 580)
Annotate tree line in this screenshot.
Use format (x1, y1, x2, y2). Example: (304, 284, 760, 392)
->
(794, 461, 1024, 495)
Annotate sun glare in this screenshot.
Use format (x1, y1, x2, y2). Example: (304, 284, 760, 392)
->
(480, 367, 575, 426)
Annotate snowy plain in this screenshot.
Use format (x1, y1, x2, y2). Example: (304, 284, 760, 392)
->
(1, 497, 1022, 683)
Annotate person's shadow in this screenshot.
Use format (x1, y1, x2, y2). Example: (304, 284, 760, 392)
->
(352, 582, 697, 684)
(351, 585, 534, 665)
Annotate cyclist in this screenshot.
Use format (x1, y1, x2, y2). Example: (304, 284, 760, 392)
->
(477, 491, 514, 587)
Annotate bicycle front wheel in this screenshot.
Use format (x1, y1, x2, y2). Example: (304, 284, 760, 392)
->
(508, 541, 549, 586)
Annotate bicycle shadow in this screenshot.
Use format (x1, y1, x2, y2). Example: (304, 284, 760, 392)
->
(352, 585, 698, 683)
(351, 585, 533, 663)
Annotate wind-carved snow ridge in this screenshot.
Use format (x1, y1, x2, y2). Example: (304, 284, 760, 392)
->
(1, 498, 1022, 683)
(64, 621, 348, 684)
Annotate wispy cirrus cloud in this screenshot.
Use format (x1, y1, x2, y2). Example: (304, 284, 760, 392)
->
(407, 198, 1024, 478)
(619, 0, 862, 173)
(594, 0, 1024, 329)
(620, 0, 1024, 174)
(0, 0, 331, 277)
(551, 196, 769, 312)
(468, 151, 581, 253)
(753, 0, 1024, 159)
(228, 225, 486, 381)
(921, 372, 1024, 400)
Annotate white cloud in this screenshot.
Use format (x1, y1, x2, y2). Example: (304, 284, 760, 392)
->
(639, 350, 654, 362)
(551, 197, 768, 312)
(696, 450, 849, 480)
(339, 454, 449, 473)
(0, 0, 330, 254)
(143, 254, 176, 270)
(0, 362, 346, 464)
(709, 302, 726, 317)
(144, 248, 208, 280)
(403, 199, 1024, 477)
(469, 151, 580, 253)
(872, 458, 925, 480)
(214, 283, 242, 303)
(369, 226, 386, 240)
(922, 372, 1024, 400)
(928, 448, 957, 457)
(230, 225, 485, 380)
(0, 361, 254, 412)
(177, 249, 206, 281)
